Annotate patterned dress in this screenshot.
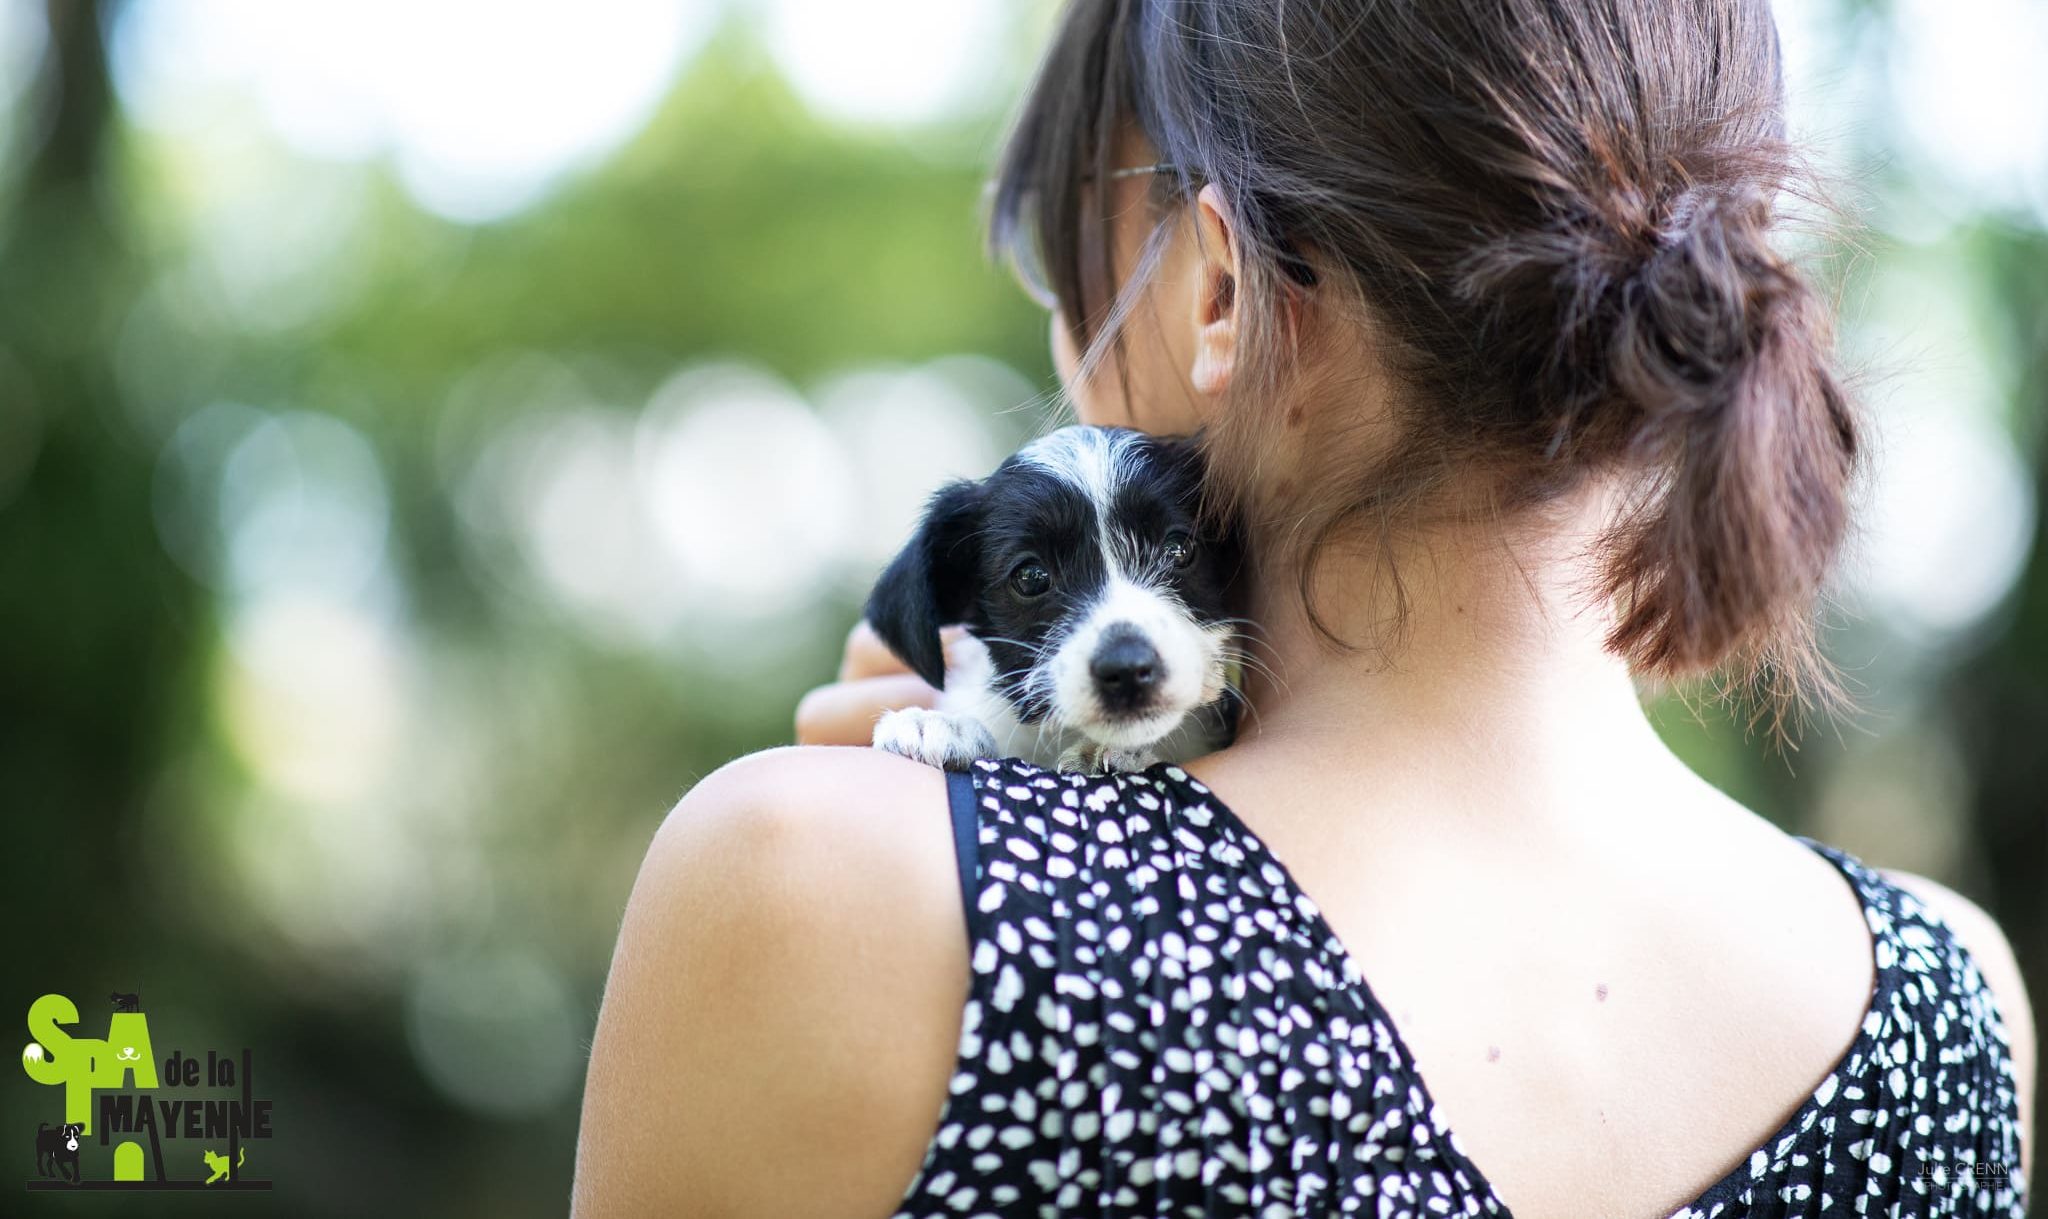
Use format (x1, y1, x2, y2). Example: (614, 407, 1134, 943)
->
(889, 757, 2029, 1218)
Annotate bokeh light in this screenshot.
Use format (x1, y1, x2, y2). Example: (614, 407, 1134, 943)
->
(819, 358, 1019, 566)
(1845, 258, 2038, 641)
(758, 0, 1012, 128)
(405, 950, 583, 1119)
(636, 361, 859, 613)
(110, 0, 717, 221)
(1887, 0, 2048, 224)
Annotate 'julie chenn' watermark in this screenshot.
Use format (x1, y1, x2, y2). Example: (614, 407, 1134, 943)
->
(1918, 1162, 2012, 1181)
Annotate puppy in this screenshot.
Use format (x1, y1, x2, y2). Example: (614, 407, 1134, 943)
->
(36, 1122, 83, 1182)
(865, 425, 1243, 773)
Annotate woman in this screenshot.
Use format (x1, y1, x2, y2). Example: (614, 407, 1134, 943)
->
(575, 1, 2034, 1214)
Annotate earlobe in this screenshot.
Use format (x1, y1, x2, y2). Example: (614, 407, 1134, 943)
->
(1191, 324, 1236, 398)
(1189, 183, 1241, 398)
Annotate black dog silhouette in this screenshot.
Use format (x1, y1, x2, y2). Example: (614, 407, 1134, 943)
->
(36, 1122, 83, 1183)
(110, 991, 140, 1013)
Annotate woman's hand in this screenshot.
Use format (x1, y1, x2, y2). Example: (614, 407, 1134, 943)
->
(793, 620, 963, 746)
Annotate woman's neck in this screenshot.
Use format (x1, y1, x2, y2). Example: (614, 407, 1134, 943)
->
(1226, 486, 1682, 819)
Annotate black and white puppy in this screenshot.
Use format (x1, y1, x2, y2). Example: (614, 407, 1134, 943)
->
(865, 425, 1243, 773)
(35, 1122, 84, 1182)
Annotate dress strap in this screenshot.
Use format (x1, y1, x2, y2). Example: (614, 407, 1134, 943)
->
(944, 766, 980, 940)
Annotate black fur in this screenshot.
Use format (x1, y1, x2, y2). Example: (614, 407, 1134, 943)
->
(36, 1122, 83, 1183)
(865, 479, 984, 689)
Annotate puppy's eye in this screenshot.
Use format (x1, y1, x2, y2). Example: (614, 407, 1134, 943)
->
(1009, 562, 1052, 598)
(1163, 532, 1197, 570)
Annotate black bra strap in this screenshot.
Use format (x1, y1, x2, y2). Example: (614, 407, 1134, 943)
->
(945, 766, 980, 938)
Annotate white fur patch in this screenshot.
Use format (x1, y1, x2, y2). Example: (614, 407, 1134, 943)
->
(1017, 427, 1144, 520)
(937, 634, 1078, 764)
(874, 706, 1000, 771)
(1045, 575, 1228, 749)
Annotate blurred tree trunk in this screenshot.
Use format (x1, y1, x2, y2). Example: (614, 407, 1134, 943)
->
(0, 0, 198, 983)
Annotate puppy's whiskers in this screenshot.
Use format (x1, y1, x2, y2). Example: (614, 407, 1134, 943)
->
(977, 635, 1055, 658)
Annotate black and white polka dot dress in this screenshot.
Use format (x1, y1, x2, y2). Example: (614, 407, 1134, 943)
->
(890, 757, 2028, 1218)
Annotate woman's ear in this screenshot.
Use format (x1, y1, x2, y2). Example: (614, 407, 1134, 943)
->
(1188, 183, 1243, 398)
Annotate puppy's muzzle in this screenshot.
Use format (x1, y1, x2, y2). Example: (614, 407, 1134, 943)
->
(1090, 625, 1166, 716)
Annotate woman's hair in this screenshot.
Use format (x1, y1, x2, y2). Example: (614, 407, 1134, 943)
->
(984, 0, 1863, 733)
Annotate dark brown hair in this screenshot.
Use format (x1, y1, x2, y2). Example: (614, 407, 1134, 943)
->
(985, 0, 1863, 732)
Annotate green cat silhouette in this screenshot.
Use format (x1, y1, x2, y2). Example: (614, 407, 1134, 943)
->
(202, 1146, 244, 1185)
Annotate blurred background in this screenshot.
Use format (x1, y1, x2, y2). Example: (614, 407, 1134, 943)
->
(1, 0, 2042, 1213)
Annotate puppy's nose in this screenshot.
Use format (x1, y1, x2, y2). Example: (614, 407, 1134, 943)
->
(1090, 627, 1164, 712)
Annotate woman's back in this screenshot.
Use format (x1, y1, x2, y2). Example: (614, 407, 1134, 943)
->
(890, 755, 2029, 1218)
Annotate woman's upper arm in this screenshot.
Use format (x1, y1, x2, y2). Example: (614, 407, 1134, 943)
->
(1882, 867, 2037, 1181)
(572, 746, 969, 1218)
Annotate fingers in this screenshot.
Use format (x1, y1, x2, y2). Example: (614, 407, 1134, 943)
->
(794, 674, 942, 747)
(806, 618, 968, 745)
(838, 619, 971, 682)
(839, 620, 906, 681)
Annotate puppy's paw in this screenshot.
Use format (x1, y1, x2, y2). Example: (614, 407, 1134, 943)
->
(874, 708, 998, 772)
(1054, 742, 1157, 774)
(1055, 743, 1096, 774)
(1097, 746, 1158, 773)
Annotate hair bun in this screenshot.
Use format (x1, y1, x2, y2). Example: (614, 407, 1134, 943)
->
(1613, 184, 1794, 423)
(1452, 170, 1857, 690)
(1593, 180, 1859, 690)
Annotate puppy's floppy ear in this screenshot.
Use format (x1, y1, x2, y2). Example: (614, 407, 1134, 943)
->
(864, 478, 984, 689)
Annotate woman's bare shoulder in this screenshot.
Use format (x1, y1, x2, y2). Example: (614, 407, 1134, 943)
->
(573, 746, 969, 1218)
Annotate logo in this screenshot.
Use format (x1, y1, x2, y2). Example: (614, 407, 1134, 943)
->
(20, 991, 274, 1191)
